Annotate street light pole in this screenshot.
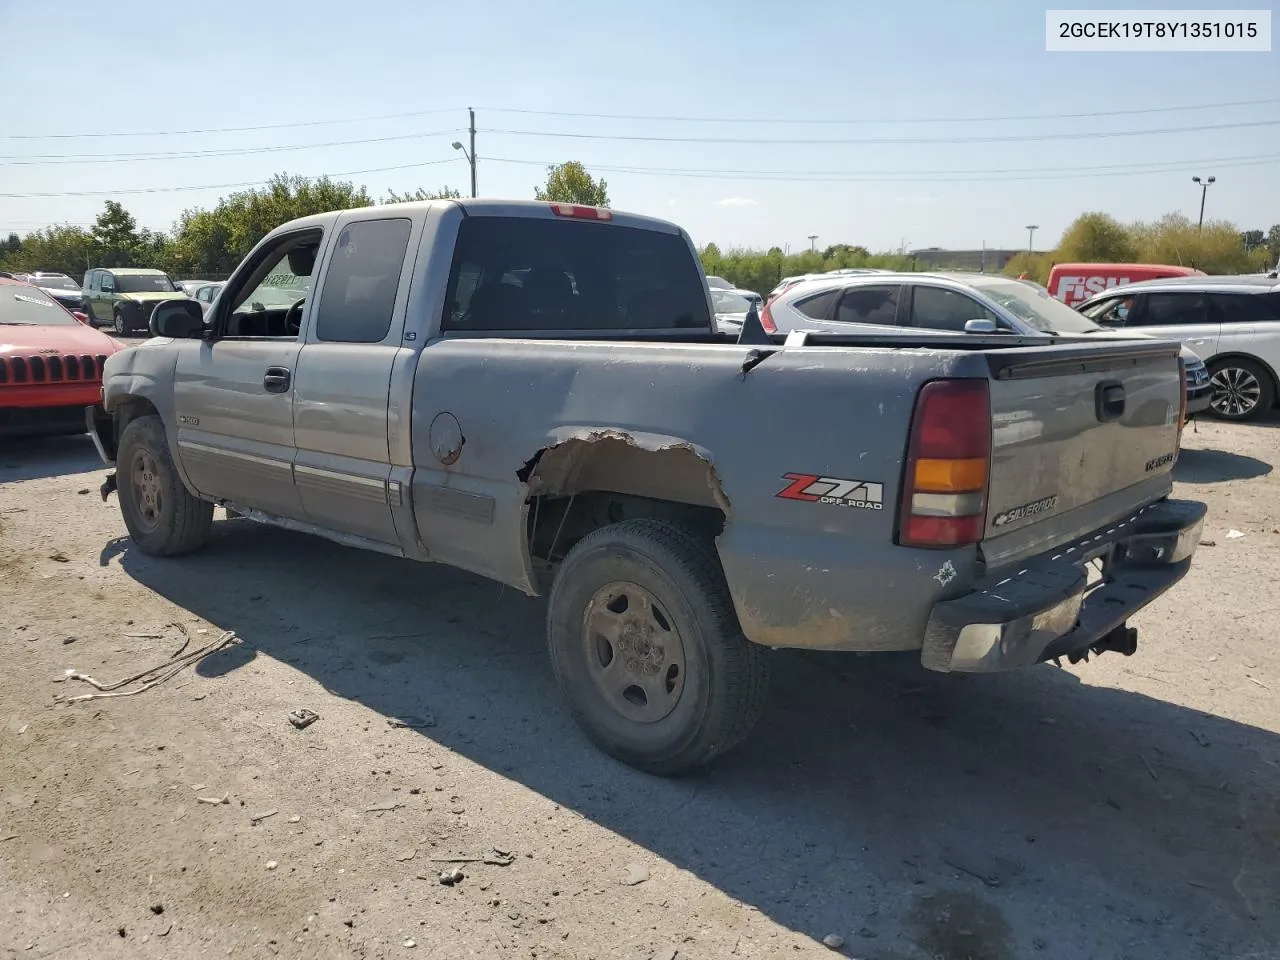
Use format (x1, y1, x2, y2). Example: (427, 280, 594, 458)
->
(452, 108, 478, 198)
(1192, 175, 1215, 231)
(807, 234, 818, 253)
(1025, 224, 1038, 255)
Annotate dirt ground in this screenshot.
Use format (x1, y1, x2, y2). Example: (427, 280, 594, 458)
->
(2, 413, 1278, 960)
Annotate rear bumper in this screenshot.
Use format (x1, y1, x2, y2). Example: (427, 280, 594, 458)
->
(921, 498, 1206, 673)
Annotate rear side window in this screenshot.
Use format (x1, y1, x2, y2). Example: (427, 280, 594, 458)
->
(794, 288, 839, 320)
(1212, 292, 1280, 323)
(1136, 292, 1208, 326)
(442, 216, 709, 332)
(835, 285, 899, 326)
(908, 286, 994, 331)
(315, 218, 412, 343)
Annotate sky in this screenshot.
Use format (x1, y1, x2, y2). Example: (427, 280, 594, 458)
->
(0, 0, 1277, 254)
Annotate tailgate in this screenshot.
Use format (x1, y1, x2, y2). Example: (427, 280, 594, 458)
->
(983, 339, 1182, 551)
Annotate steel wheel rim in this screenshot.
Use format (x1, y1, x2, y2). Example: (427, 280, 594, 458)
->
(1210, 366, 1261, 418)
(114, 313, 125, 335)
(130, 449, 163, 532)
(582, 580, 687, 724)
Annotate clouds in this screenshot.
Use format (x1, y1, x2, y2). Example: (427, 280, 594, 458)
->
(716, 197, 759, 208)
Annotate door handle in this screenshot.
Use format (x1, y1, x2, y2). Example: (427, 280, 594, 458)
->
(263, 367, 292, 393)
(1095, 380, 1126, 422)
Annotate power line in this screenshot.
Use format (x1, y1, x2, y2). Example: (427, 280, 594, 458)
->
(0, 128, 465, 166)
(7, 151, 1277, 200)
(481, 96, 1280, 125)
(487, 151, 1280, 179)
(0, 158, 462, 199)
(480, 118, 1280, 146)
(483, 153, 1280, 183)
(0, 108, 465, 141)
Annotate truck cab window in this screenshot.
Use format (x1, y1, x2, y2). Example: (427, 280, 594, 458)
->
(442, 216, 709, 333)
(224, 234, 320, 339)
(315, 218, 412, 343)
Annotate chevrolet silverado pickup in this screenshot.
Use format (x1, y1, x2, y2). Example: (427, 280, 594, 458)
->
(89, 199, 1206, 774)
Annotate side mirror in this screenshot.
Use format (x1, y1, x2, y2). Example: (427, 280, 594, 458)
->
(150, 299, 206, 339)
(71, 310, 90, 325)
(964, 318, 998, 334)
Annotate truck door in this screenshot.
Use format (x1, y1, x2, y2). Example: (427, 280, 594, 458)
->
(291, 214, 418, 546)
(172, 229, 323, 521)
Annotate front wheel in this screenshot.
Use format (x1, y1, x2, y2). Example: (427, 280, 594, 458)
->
(1208, 358, 1275, 422)
(547, 519, 770, 776)
(82, 300, 97, 325)
(112, 309, 129, 336)
(117, 414, 213, 556)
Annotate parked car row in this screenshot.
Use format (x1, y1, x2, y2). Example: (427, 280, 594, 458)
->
(754, 269, 1275, 422)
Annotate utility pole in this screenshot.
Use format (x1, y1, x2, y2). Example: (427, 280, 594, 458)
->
(1192, 175, 1215, 231)
(468, 108, 477, 199)
(453, 109, 478, 198)
(1025, 224, 1038, 255)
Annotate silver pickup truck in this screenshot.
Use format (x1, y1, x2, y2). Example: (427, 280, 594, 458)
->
(89, 199, 1206, 774)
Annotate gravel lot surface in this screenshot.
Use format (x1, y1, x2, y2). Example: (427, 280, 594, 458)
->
(2, 413, 1278, 960)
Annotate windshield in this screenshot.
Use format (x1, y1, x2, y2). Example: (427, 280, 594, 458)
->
(712, 289, 752, 314)
(970, 278, 1102, 334)
(1, 286, 77, 325)
(115, 273, 175, 294)
(33, 276, 79, 291)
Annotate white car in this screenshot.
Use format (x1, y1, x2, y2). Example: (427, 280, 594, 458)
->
(764, 271, 1213, 418)
(705, 275, 735, 290)
(1078, 276, 1280, 421)
(710, 288, 755, 334)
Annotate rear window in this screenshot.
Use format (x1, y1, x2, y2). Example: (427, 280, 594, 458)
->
(1, 285, 77, 325)
(115, 273, 175, 294)
(442, 216, 709, 332)
(794, 288, 839, 319)
(1212, 292, 1280, 323)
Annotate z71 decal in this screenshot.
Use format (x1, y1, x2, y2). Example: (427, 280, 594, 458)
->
(992, 495, 1058, 528)
(776, 474, 884, 510)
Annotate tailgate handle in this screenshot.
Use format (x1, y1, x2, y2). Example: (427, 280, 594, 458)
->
(1095, 381, 1126, 422)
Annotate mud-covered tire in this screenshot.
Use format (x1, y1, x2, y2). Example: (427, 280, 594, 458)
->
(547, 519, 770, 776)
(117, 414, 213, 556)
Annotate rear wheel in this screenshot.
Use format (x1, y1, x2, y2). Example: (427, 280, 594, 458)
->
(1208, 358, 1274, 422)
(82, 300, 97, 325)
(547, 519, 770, 776)
(112, 309, 129, 336)
(117, 415, 213, 556)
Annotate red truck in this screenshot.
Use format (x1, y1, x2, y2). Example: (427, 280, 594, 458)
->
(1049, 263, 1204, 307)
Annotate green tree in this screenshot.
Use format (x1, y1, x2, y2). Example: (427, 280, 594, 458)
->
(534, 162, 609, 207)
(1241, 229, 1266, 250)
(1, 224, 97, 278)
(166, 173, 373, 275)
(92, 201, 140, 267)
(383, 186, 462, 203)
(2, 232, 21, 254)
(1130, 212, 1257, 274)
(1267, 224, 1280, 261)
(1055, 212, 1138, 262)
(1002, 252, 1054, 284)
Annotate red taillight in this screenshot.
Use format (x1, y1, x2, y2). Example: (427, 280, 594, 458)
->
(759, 300, 777, 333)
(549, 203, 612, 221)
(898, 379, 992, 549)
